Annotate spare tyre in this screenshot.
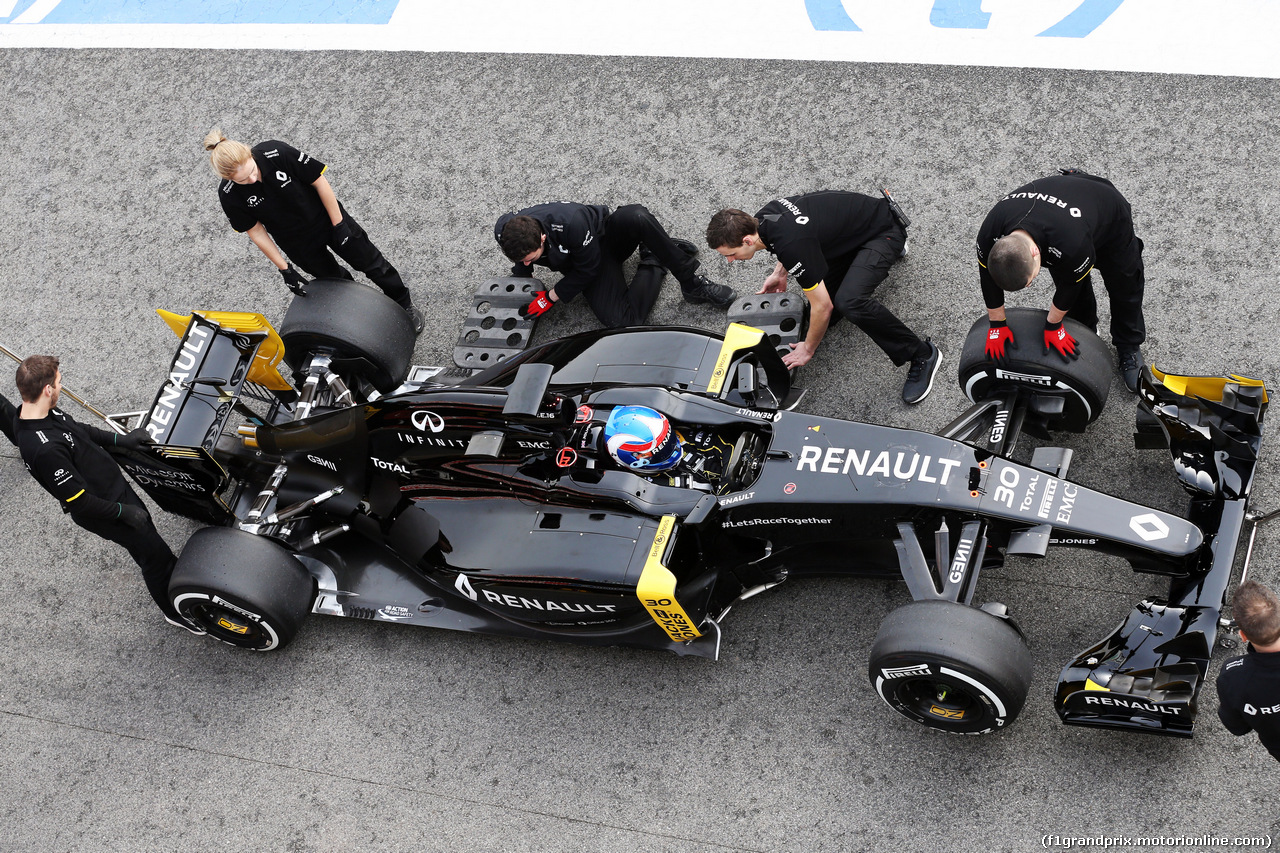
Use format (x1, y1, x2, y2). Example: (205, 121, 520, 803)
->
(957, 307, 1112, 432)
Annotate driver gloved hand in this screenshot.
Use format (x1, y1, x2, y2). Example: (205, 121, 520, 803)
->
(1043, 320, 1080, 361)
(280, 264, 310, 295)
(118, 503, 149, 529)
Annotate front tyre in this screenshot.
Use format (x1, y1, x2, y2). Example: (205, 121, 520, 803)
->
(868, 600, 1032, 734)
(169, 527, 314, 651)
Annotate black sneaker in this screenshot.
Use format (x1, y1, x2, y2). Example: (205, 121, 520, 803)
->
(407, 306, 425, 336)
(1117, 345, 1144, 393)
(902, 339, 942, 404)
(682, 275, 734, 309)
(165, 615, 207, 637)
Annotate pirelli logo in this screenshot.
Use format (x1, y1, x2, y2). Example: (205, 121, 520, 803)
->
(636, 516, 701, 643)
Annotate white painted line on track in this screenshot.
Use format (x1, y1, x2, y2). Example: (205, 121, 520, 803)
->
(1, 0, 1278, 79)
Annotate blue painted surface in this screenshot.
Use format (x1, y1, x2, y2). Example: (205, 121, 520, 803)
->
(2, 0, 400, 24)
(1038, 0, 1125, 37)
(804, 0, 860, 32)
(929, 0, 991, 29)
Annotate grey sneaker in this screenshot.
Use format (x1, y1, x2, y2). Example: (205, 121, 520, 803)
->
(1117, 345, 1144, 393)
(900, 237, 910, 258)
(683, 275, 734, 309)
(902, 339, 942, 404)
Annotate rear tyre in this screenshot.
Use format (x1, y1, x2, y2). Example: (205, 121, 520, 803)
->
(868, 600, 1032, 734)
(169, 527, 314, 651)
(957, 307, 1112, 431)
(279, 277, 415, 393)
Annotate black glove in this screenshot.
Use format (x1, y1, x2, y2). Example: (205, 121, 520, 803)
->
(333, 218, 354, 248)
(510, 263, 534, 278)
(280, 264, 309, 295)
(118, 503, 149, 530)
(115, 427, 153, 452)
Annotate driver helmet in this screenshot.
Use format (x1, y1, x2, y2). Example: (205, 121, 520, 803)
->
(603, 405, 683, 472)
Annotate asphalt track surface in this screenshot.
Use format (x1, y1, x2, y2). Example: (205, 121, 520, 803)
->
(1, 50, 1279, 853)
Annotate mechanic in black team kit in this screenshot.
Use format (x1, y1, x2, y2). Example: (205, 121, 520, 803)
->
(495, 202, 735, 328)
(203, 128, 424, 334)
(1217, 580, 1280, 762)
(13, 356, 201, 635)
(706, 191, 941, 405)
(1, 391, 15, 445)
(977, 170, 1147, 392)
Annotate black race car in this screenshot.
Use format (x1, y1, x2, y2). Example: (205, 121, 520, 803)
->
(115, 279, 1268, 738)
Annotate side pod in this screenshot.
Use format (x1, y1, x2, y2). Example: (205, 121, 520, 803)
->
(1055, 368, 1266, 736)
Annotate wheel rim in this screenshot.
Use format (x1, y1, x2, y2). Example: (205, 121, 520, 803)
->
(897, 676, 988, 725)
(175, 592, 280, 650)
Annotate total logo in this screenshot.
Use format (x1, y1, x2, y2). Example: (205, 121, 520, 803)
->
(371, 457, 410, 474)
(411, 410, 445, 433)
(1129, 513, 1170, 542)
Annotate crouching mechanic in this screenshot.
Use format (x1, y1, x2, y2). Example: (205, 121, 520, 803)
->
(707, 192, 941, 405)
(977, 170, 1147, 392)
(13, 356, 202, 635)
(495, 202, 735, 328)
(1217, 580, 1280, 762)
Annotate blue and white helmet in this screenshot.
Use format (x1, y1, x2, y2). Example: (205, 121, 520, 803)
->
(603, 406, 683, 472)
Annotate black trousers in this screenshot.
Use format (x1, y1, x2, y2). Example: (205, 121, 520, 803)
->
(827, 225, 922, 365)
(276, 208, 411, 309)
(584, 204, 701, 328)
(1064, 236, 1146, 348)
(72, 486, 177, 621)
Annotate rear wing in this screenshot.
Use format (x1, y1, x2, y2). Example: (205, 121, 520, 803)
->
(1055, 368, 1267, 736)
(124, 311, 296, 524)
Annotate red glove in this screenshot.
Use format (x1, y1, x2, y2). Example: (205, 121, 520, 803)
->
(1043, 321, 1080, 361)
(985, 321, 1015, 361)
(520, 291, 554, 319)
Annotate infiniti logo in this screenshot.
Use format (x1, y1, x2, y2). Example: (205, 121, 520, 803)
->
(411, 410, 445, 433)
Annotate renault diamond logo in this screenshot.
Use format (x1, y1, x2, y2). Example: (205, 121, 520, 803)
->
(454, 573, 477, 601)
(1129, 513, 1170, 542)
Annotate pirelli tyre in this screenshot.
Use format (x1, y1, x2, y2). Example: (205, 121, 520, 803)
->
(169, 527, 314, 651)
(958, 307, 1111, 432)
(279, 277, 415, 394)
(868, 600, 1033, 735)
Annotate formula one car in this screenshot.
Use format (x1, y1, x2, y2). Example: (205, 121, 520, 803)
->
(113, 278, 1267, 738)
